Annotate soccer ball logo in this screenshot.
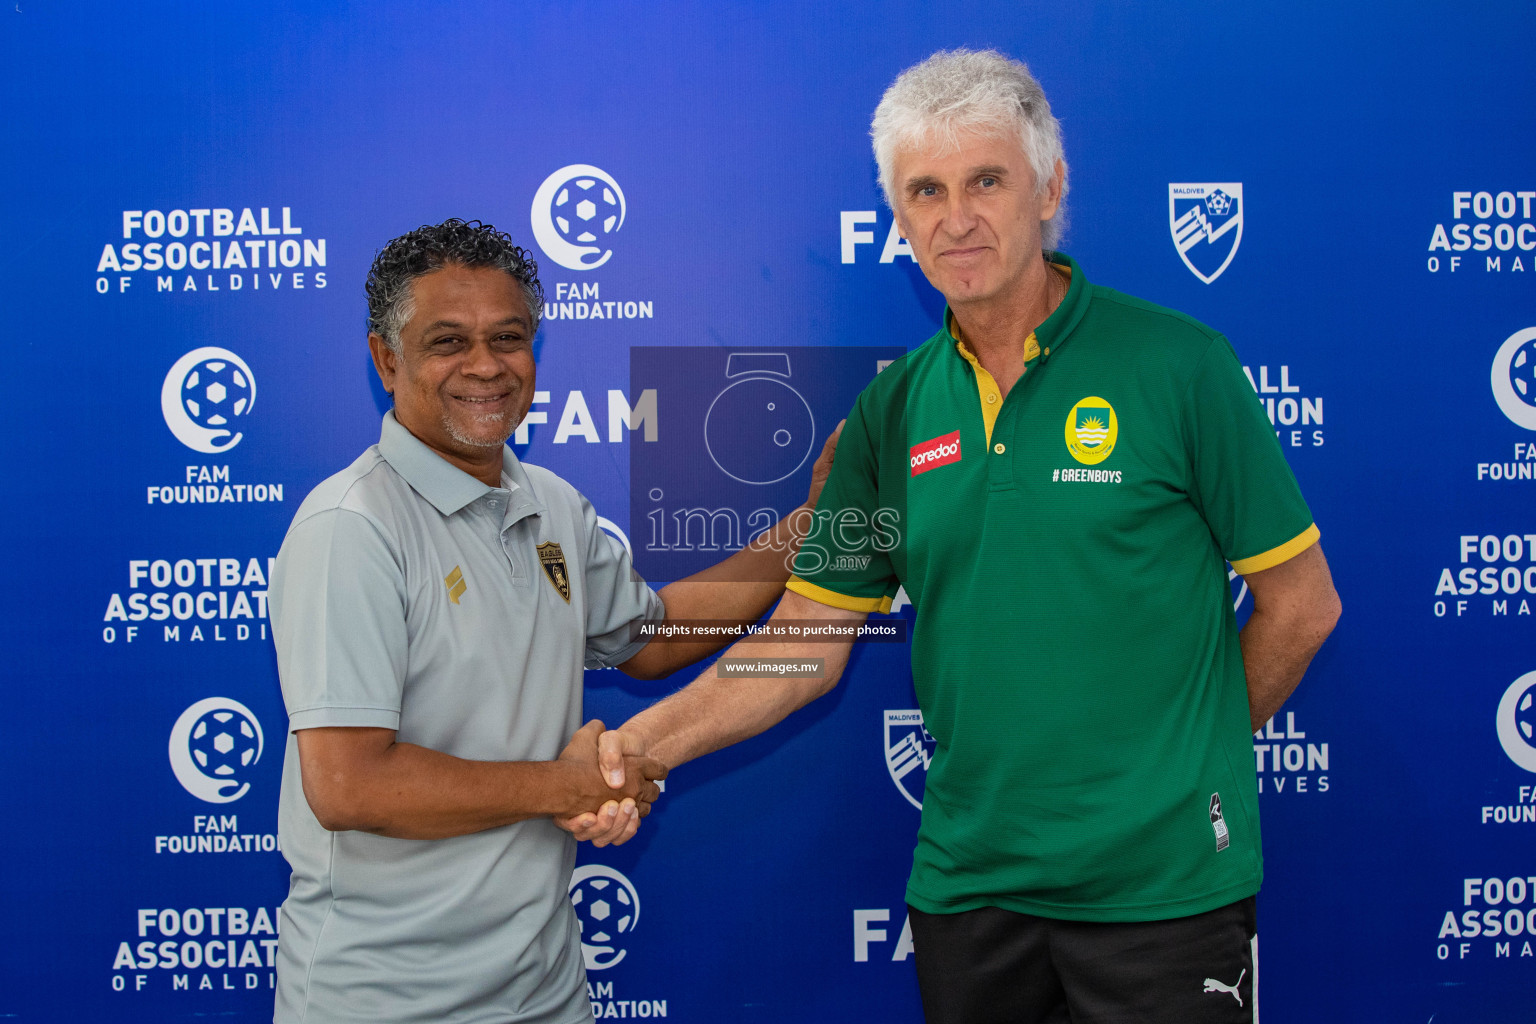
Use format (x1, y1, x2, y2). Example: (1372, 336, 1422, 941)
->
(1496, 671, 1536, 773)
(553, 177, 622, 248)
(189, 709, 260, 778)
(1205, 190, 1233, 216)
(531, 164, 628, 271)
(180, 359, 252, 430)
(1491, 327, 1536, 430)
(168, 697, 265, 803)
(568, 864, 641, 970)
(161, 347, 258, 453)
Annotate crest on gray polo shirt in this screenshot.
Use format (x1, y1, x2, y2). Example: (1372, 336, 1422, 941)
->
(538, 542, 571, 602)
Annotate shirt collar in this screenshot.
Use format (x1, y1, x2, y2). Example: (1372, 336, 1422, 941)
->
(943, 251, 1090, 364)
(377, 411, 539, 518)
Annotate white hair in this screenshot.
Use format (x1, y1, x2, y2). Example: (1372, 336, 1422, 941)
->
(871, 48, 1069, 250)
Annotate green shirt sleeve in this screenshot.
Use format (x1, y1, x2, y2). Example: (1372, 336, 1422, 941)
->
(1183, 336, 1319, 574)
(786, 390, 903, 613)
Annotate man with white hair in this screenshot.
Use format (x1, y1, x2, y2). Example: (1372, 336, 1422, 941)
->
(570, 50, 1340, 1022)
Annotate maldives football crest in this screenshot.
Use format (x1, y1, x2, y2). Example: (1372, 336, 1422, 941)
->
(884, 709, 934, 810)
(1169, 183, 1244, 283)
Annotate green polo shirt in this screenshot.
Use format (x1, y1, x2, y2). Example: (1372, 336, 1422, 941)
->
(788, 254, 1317, 922)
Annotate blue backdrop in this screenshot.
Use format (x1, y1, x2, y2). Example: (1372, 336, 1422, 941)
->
(3, 2, 1534, 1020)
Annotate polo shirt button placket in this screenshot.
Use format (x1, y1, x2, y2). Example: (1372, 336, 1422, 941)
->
(501, 530, 525, 581)
(987, 423, 1015, 490)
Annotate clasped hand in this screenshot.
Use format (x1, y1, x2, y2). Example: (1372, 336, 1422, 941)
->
(554, 720, 662, 847)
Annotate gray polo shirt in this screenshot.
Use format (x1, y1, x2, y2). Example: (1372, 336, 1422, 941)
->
(271, 411, 661, 1024)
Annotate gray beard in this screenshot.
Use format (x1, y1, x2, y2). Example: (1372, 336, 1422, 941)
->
(444, 413, 514, 449)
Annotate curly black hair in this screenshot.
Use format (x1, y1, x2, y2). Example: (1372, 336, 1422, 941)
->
(365, 219, 545, 351)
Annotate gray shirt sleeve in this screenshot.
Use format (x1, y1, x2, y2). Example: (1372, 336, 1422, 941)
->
(578, 496, 663, 670)
(271, 508, 409, 731)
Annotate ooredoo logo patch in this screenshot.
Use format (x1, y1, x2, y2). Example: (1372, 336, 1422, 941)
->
(910, 431, 961, 475)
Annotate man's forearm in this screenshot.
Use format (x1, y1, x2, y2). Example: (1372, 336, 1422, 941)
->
(626, 506, 815, 677)
(297, 725, 656, 840)
(318, 744, 588, 838)
(1239, 610, 1331, 731)
(621, 590, 862, 769)
(563, 592, 863, 844)
(624, 650, 832, 769)
(622, 423, 841, 680)
(1238, 541, 1342, 731)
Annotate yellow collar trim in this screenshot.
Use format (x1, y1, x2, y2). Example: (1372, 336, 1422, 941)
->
(953, 325, 1039, 446)
(947, 264, 1070, 446)
(953, 339, 1006, 446)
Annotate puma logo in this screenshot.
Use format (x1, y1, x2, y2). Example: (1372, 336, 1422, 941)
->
(1201, 968, 1246, 1005)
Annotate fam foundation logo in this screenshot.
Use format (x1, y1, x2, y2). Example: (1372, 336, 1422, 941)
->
(531, 164, 626, 271)
(1474, 328, 1536, 483)
(569, 863, 671, 1018)
(1169, 183, 1244, 283)
(1492, 327, 1536, 433)
(145, 349, 285, 508)
(162, 347, 256, 453)
(1496, 671, 1536, 774)
(884, 709, 935, 810)
(569, 864, 641, 970)
(530, 164, 654, 323)
(168, 697, 264, 804)
(1064, 396, 1118, 464)
(1478, 672, 1536, 827)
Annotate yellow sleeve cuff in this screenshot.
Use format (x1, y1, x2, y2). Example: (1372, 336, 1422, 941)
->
(785, 576, 894, 614)
(1230, 524, 1320, 575)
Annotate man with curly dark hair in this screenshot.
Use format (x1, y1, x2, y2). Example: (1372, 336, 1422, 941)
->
(268, 219, 835, 1023)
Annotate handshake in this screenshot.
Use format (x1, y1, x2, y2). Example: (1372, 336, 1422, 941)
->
(552, 719, 665, 848)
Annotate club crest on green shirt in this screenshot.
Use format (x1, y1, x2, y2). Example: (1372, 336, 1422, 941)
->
(1065, 397, 1119, 465)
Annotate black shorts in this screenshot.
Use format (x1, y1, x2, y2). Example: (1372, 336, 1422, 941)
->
(908, 897, 1257, 1024)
